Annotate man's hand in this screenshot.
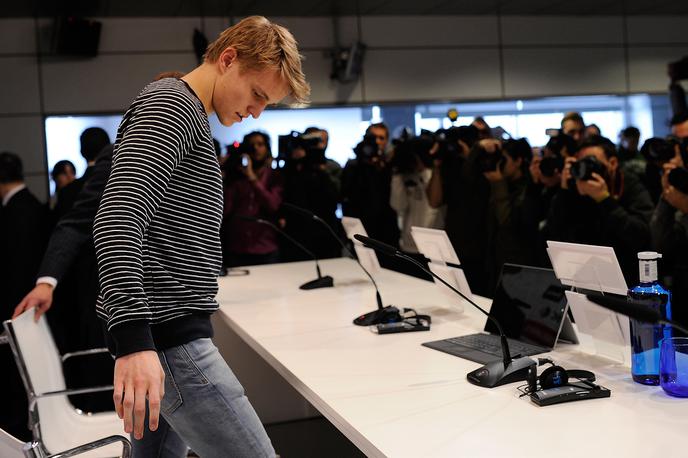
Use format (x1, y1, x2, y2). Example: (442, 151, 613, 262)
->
(662, 163, 688, 213)
(13, 283, 54, 321)
(113, 351, 165, 440)
(240, 155, 257, 182)
(576, 172, 610, 202)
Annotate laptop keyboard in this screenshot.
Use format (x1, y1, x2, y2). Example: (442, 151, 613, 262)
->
(423, 333, 548, 364)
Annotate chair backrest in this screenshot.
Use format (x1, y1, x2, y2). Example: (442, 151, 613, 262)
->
(5, 312, 87, 454)
(0, 426, 26, 458)
(7, 311, 67, 396)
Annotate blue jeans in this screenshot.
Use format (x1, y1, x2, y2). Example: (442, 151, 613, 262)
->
(132, 338, 275, 458)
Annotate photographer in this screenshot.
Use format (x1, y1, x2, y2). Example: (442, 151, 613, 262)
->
(390, 136, 444, 252)
(222, 131, 284, 267)
(426, 126, 488, 295)
(483, 138, 535, 290)
(547, 135, 654, 285)
(638, 137, 685, 204)
(304, 126, 342, 197)
(524, 133, 577, 266)
(342, 132, 400, 247)
(651, 156, 688, 335)
(281, 132, 341, 261)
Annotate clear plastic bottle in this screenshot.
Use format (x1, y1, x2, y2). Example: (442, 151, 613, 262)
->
(628, 251, 673, 385)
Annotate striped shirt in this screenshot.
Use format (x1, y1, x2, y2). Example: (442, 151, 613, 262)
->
(93, 78, 224, 357)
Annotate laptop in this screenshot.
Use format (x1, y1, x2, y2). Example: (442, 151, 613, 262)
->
(422, 263, 578, 364)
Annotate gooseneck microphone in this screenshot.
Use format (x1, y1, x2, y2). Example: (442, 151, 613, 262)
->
(282, 202, 401, 325)
(354, 234, 536, 388)
(586, 294, 688, 335)
(235, 215, 333, 290)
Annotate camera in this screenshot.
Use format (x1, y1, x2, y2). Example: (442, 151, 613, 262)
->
(641, 137, 677, 163)
(476, 141, 504, 173)
(354, 133, 381, 160)
(570, 156, 606, 181)
(539, 156, 565, 177)
(224, 141, 253, 170)
(391, 136, 434, 175)
(669, 167, 688, 194)
(278, 130, 325, 166)
(539, 133, 576, 177)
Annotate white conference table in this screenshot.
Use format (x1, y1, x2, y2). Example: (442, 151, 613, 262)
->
(216, 258, 687, 458)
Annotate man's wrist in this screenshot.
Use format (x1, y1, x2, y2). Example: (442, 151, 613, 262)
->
(36, 276, 58, 289)
(593, 191, 611, 203)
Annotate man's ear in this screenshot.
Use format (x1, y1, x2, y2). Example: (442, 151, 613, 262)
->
(608, 156, 619, 172)
(218, 47, 238, 73)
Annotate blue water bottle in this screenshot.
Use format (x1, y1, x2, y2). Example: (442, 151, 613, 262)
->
(628, 251, 673, 385)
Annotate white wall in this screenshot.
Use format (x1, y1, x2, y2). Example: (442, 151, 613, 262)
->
(1, 14, 687, 200)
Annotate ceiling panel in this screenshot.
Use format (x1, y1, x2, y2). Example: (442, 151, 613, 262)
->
(2, 0, 688, 17)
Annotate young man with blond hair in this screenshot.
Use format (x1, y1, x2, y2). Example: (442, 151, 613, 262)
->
(92, 16, 309, 457)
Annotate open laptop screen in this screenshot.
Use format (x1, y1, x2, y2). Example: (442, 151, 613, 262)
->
(484, 264, 568, 349)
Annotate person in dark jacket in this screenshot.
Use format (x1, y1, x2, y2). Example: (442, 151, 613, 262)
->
(547, 136, 654, 286)
(523, 133, 577, 267)
(281, 142, 342, 261)
(426, 127, 490, 296)
(13, 145, 114, 413)
(52, 128, 111, 223)
(342, 133, 400, 248)
(483, 139, 535, 292)
(0, 151, 49, 441)
(650, 159, 688, 336)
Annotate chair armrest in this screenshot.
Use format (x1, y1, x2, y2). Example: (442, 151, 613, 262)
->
(23, 434, 131, 458)
(35, 385, 114, 399)
(61, 348, 111, 363)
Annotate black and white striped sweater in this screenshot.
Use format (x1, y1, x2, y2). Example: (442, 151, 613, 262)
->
(94, 78, 224, 357)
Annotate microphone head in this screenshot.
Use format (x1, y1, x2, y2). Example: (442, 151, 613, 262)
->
(282, 202, 318, 220)
(353, 234, 398, 257)
(586, 294, 662, 324)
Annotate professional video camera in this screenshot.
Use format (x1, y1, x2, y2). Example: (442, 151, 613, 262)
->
(278, 130, 325, 166)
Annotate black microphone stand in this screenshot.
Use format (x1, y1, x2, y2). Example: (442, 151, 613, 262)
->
(354, 233, 536, 388)
(282, 202, 401, 325)
(236, 215, 333, 290)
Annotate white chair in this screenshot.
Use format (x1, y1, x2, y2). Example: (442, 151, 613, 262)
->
(2, 312, 130, 458)
(1, 425, 131, 458)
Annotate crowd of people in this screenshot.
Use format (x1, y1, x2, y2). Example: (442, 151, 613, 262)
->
(2, 92, 688, 441)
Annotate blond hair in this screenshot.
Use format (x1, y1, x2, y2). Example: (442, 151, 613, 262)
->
(205, 16, 310, 105)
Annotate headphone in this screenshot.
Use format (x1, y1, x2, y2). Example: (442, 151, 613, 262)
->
(524, 358, 596, 395)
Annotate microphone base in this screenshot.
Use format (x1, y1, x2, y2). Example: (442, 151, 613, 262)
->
(466, 356, 536, 388)
(353, 306, 402, 326)
(300, 275, 334, 290)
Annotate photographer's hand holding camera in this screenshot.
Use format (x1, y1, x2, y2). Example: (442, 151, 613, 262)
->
(548, 135, 654, 284)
